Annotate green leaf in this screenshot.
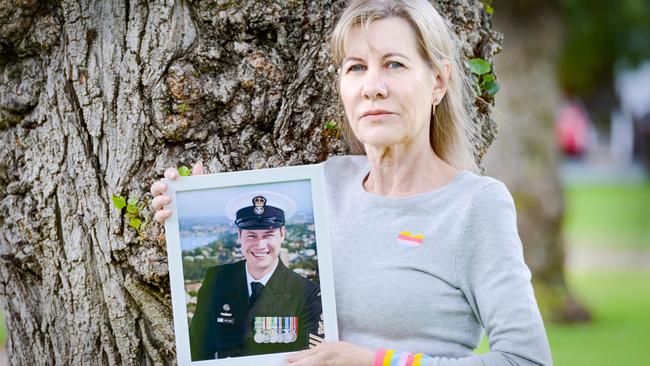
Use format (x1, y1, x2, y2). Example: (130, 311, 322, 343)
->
(127, 196, 138, 205)
(483, 81, 501, 95)
(129, 218, 142, 231)
(469, 58, 491, 75)
(486, 5, 493, 14)
(177, 103, 189, 114)
(178, 166, 191, 176)
(482, 74, 496, 83)
(112, 195, 126, 210)
(127, 204, 138, 214)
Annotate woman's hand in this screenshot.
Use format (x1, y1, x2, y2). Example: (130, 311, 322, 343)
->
(150, 162, 204, 223)
(286, 341, 374, 366)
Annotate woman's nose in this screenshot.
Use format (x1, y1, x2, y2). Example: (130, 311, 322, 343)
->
(362, 69, 388, 99)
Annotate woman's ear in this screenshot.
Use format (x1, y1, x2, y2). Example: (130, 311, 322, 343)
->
(433, 59, 451, 104)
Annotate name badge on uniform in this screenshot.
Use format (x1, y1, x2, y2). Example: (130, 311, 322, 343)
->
(253, 316, 298, 344)
(217, 304, 234, 324)
(217, 317, 235, 324)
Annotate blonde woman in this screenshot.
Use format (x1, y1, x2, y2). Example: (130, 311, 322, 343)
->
(152, 1, 552, 365)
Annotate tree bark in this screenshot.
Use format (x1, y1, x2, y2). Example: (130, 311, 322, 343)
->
(0, 0, 500, 364)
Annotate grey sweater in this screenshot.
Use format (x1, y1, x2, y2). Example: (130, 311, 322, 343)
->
(323, 156, 552, 366)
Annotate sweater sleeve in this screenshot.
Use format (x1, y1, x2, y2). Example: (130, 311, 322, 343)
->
(374, 182, 553, 366)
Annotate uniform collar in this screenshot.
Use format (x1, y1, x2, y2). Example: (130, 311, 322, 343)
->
(245, 259, 279, 297)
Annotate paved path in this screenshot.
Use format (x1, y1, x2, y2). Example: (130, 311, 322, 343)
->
(566, 246, 650, 271)
(560, 159, 648, 185)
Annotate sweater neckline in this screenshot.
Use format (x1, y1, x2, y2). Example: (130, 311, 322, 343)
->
(354, 162, 469, 204)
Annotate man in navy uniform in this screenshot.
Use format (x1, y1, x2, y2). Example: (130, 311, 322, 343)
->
(189, 191, 323, 361)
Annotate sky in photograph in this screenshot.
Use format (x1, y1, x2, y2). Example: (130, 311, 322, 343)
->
(176, 179, 313, 220)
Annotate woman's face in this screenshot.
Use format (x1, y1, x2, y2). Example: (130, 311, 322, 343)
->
(339, 17, 438, 150)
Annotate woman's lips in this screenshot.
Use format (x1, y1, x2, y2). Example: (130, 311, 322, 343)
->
(361, 110, 394, 120)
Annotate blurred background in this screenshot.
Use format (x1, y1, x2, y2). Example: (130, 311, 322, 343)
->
(0, 0, 648, 364)
(478, 0, 650, 364)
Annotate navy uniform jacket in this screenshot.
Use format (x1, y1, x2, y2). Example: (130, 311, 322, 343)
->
(189, 259, 322, 361)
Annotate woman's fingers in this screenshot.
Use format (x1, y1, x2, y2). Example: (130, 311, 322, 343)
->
(154, 209, 172, 223)
(286, 354, 317, 366)
(152, 195, 170, 210)
(287, 346, 320, 363)
(164, 167, 179, 180)
(150, 181, 168, 196)
(192, 161, 204, 175)
(151, 163, 203, 224)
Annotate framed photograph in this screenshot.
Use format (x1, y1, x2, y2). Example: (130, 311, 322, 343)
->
(163, 163, 338, 366)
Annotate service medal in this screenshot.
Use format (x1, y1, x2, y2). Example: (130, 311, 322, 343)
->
(253, 317, 264, 344)
(270, 331, 280, 343)
(283, 330, 292, 343)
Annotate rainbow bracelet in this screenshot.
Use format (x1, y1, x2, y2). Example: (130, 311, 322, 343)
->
(374, 348, 425, 366)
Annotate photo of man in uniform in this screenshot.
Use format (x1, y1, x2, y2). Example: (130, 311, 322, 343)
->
(188, 191, 323, 361)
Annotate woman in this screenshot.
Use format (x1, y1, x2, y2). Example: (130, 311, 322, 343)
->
(151, 0, 552, 365)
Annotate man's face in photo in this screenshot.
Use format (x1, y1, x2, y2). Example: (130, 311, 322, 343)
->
(239, 227, 285, 275)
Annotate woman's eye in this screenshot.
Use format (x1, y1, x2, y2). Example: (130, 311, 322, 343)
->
(347, 64, 366, 73)
(386, 61, 404, 69)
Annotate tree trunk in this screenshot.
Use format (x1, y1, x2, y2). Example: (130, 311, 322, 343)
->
(483, 7, 590, 322)
(0, 0, 499, 364)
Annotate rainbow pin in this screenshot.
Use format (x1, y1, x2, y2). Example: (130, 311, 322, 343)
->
(397, 231, 425, 249)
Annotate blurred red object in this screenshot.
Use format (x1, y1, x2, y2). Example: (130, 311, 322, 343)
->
(555, 101, 589, 156)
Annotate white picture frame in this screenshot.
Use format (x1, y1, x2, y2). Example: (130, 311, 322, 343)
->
(163, 163, 338, 366)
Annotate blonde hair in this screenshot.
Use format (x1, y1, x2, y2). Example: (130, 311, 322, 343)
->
(330, 0, 479, 172)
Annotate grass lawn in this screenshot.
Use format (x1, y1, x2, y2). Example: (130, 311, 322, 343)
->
(475, 270, 650, 365)
(563, 182, 650, 249)
(547, 270, 650, 365)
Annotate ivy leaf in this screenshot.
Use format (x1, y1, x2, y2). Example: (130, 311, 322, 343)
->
(178, 166, 191, 176)
(127, 196, 138, 205)
(129, 218, 142, 231)
(482, 74, 496, 83)
(127, 204, 138, 214)
(324, 120, 338, 130)
(483, 81, 501, 95)
(112, 195, 126, 210)
(469, 58, 491, 75)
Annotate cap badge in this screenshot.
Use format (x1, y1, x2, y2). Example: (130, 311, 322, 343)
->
(253, 196, 266, 215)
